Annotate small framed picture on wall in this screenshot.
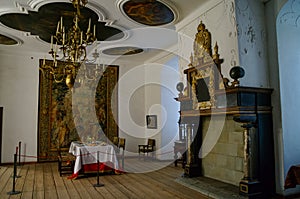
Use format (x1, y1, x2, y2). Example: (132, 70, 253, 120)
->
(146, 115, 157, 129)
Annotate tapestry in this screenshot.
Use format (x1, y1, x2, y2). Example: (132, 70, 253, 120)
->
(38, 60, 119, 161)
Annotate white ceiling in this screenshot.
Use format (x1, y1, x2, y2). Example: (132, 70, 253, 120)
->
(0, 0, 208, 62)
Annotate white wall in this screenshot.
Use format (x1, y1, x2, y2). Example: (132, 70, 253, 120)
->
(144, 55, 180, 160)
(235, 0, 270, 87)
(117, 53, 180, 161)
(117, 61, 147, 154)
(277, 0, 300, 195)
(0, 53, 40, 163)
(160, 56, 180, 160)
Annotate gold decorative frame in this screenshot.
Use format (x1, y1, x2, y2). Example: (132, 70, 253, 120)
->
(190, 63, 216, 110)
(184, 21, 223, 110)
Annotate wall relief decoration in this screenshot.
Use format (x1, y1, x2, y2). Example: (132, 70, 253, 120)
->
(38, 60, 119, 161)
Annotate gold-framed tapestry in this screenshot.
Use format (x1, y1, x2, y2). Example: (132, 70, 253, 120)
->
(38, 60, 119, 161)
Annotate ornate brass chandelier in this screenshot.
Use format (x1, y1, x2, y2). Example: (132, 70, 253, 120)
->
(40, 0, 97, 88)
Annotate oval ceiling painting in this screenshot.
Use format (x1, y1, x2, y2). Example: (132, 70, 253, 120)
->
(122, 0, 175, 26)
(102, 46, 143, 56)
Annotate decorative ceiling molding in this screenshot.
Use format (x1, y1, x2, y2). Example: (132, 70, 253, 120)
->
(18, 0, 59, 13)
(18, 0, 111, 24)
(117, 0, 178, 26)
(0, 2, 126, 45)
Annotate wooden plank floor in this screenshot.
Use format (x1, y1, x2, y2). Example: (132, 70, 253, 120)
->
(0, 161, 211, 199)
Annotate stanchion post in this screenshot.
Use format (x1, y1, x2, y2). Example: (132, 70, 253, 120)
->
(13, 146, 21, 178)
(93, 151, 104, 187)
(7, 153, 21, 195)
(18, 141, 21, 166)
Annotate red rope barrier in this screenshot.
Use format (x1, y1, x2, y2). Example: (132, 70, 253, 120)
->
(15, 145, 178, 160)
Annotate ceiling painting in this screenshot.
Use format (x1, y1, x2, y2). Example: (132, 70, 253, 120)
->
(122, 0, 175, 26)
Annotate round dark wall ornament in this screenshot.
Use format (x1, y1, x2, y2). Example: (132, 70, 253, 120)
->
(176, 82, 184, 93)
(230, 66, 245, 80)
(229, 66, 245, 87)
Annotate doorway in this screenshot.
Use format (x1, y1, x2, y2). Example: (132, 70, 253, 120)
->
(277, 0, 300, 174)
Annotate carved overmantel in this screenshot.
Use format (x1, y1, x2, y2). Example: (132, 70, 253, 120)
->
(175, 21, 275, 198)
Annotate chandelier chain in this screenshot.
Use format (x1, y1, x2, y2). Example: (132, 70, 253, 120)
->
(40, 0, 100, 88)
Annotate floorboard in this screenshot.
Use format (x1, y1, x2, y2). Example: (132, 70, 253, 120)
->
(0, 161, 211, 199)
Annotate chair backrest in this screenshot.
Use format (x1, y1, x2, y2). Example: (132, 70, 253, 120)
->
(148, 139, 155, 147)
(119, 138, 126, 150)
(57, 146, 62, 158)
(57, 144, 66, 158)
(113, 136, 119, 146)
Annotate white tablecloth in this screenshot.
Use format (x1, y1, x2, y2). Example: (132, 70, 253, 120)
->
(69, 141, 119, 174)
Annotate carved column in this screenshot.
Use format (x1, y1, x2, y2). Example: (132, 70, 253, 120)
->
(186, 124, 192, 165)
(174, 123, 186, 167)
(242, 123, 258, 180)
(184, 121, 201, 177)
(234, 115, 262, 198)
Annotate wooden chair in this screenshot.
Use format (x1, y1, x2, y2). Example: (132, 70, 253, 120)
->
(113, 136, 119, 146)
(113, 137, 126, 170)
(118, 138, 126, 169)
(138, 139, 156, 159)
(57, 146, 76, 176)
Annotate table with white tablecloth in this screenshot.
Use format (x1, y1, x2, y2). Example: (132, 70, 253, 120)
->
(68, 141, 120, 179)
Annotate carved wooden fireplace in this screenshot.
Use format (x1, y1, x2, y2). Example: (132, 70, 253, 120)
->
(175, 21, 275, 198)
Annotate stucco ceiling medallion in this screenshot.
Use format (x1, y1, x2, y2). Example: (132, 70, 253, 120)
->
(0, 0, 127, 46)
